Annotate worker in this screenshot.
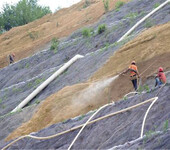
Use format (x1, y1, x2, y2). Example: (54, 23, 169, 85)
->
(9, 53, 15, 64)
(122, 61, 140, 91)
(155, 67, 166, 87)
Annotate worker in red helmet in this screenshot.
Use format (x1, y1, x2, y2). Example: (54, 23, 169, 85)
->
(155, 67, 166, 87)
(122, 61, 140, 91)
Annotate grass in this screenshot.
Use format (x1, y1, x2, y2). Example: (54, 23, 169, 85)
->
(144, 85, 150, 93)
(50, 37, 59, 53)
(115, 1, 125, 11)
(78, 114, 85, 121)
(12, 87, 22, 93)
(35, 78, 45, 85)
(82, 28, 94, 37)
(27, 82, 33, 88)
(144, 130, 155, 143)
(145, 19, 155, 28)
(103, 0, 109, 12)
(123, 96, 127, 100)
(98, 24, 107, 34)
(0, 98, 2, 104)
(28, 31, 39, 40)
(83, 0, 91, 8)
(82, 28, 91, 37)
(25, 63, 30, 69)
(154, 3, 160, 8)
(125, 12, 138, 18)
(163, 120, 169, 132)
(35, 100, 41, 104)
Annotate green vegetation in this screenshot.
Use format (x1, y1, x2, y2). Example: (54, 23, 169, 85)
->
(0, 0, 51, 32)
(145, 19, 155, 28)
(144, 85, 150, 93)
(0, 98, 2, 104)
(138, 85, 150, 93)
(35, 77, 45, 85)
(50, 37, 59, 53)
(2, 104, 6, 109)
(103, 0, 109, 12)
(82, 28, 91, 37)
(163, 120, 169, 132)
(12, 87, 22, 92)
(25, 63, 30, 68)
(144, 130, 154, 143)
(154, 3, 160, 8)
(35, 99, 41, 104)
(78, 114, 85, 121)
(124, 12, 138, 21)
(123, 96, 127, 100)
(115, 1, 125, 11)
(27, 82, 33, 88)
(98, 24, 107, 34)
(82, 28, 94, 38)
(28, 31, 39, 40)
(83, 0, 91, 8)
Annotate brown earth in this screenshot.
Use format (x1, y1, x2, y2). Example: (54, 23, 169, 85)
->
(0, 0, 130, 68)
(6, 23, 170, 141)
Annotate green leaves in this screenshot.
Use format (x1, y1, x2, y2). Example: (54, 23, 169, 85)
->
(0, 0, 51, 31)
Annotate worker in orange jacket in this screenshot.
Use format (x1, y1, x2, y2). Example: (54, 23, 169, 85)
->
(155, 67, 166, 87)
(122, 61, 140, 91)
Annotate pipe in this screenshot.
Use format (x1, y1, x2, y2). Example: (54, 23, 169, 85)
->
(2, 97, 157, 150)
(68, 102, 115, 150)
(11, 54, 84, 113)
(140, 97, 158, 138)
(118, 0, 170, 42)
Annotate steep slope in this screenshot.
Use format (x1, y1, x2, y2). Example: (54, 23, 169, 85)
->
(6, 22, 170, 141)
(0, 0, 129, 68)
(0, 0, 170, 146)
(1, 83, 170, 149)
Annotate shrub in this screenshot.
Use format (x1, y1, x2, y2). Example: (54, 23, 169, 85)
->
(82, 28, 91, 37)
(83, 0, 91, 8)
(50, 37, 59, 53)
(98, 24, 106, 34)
(115, 1, 125, 11)
(163, 120, 169, 132)
(145, 19, 154, 28)
(154, 3, 160, 8)
(103, 0, 109, 12)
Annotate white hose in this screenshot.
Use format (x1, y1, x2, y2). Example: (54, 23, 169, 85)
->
(11, 54, 84, 113)
(140, 97, 158, 138)
(68, 102, 115, 150)
(118, 0, 170, 42)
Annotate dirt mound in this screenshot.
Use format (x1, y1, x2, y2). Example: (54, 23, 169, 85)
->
(3, 85, 170, 149)
(0, 0, 129, 68)
(6, 23, 170, 141)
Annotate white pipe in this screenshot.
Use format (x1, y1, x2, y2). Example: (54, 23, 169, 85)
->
(68, 102, 115, 150)
(140, 97, 158, 138)
(11, 54, 84, 113)
(118, 0, 170, 42)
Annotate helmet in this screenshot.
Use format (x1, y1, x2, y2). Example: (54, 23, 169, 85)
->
(131, 61, 136, 64)
(159, 67, 163, 72)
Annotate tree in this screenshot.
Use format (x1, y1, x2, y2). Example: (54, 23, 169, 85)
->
(0, 0, 51, 31)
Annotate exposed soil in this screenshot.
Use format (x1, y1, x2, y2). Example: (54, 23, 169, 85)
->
(0, 0, 129, 68)
(6, 23, 170, 141)
(0, 0, 170, 148)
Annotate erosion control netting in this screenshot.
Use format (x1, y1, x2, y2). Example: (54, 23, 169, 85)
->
(0, 0, 170, 146)
(0, 0, 169, 116)
(1, 85, 170, 149)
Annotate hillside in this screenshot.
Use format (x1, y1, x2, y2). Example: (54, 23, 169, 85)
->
(0, 0, 170, 149)
(0, 0, 129, 68)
